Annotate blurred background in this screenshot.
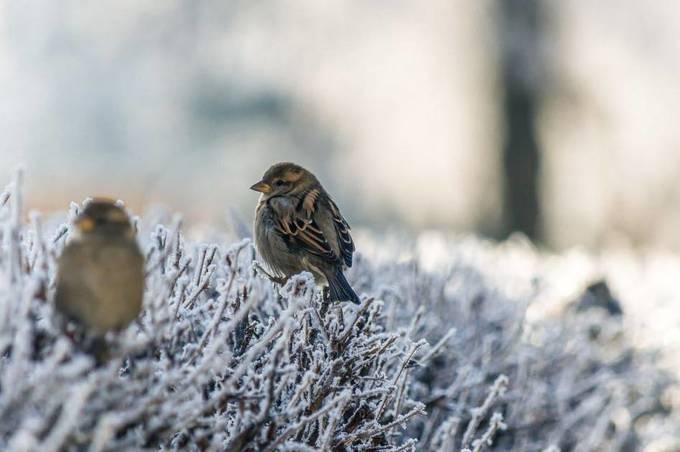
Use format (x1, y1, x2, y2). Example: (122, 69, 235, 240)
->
(1, 0, 679, 250)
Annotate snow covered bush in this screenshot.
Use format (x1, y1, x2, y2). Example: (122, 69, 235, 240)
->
(0, 174, 678, 451)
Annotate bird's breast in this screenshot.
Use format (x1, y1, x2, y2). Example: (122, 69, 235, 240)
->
(256, 202, 278, 230)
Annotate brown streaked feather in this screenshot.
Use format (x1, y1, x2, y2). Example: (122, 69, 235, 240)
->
(328, 198, 355, 267)
(275, 211, 338, 262)
(270, 188, 355, 269)
(302, 188, 321, 216)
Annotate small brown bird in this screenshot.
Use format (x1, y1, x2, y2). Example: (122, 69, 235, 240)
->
(55, 199, 145, 343)
(251, 162, 360, 304)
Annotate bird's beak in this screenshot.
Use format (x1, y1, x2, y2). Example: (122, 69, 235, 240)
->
(74, 215, 95, 232)
(250, 180, 272, 194)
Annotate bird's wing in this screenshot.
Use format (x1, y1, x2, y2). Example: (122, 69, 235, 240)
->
(270, 188, 355, 269)
(326, 197, 355, 268)
(274, 189, 339, 264)
(276, 187, 354, 267)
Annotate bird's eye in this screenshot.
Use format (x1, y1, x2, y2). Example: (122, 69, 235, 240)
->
(274, 180, 285, 187)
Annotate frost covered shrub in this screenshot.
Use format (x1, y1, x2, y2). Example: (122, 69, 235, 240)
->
(371, 257, 675, 451)
(0, 175, 678, 451)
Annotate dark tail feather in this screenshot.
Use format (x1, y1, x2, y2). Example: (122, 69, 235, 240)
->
(326, 271, 361, 304)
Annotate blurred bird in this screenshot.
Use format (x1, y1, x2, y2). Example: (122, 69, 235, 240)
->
(55, 199, 145, 358)
(251, 162, 360, 304)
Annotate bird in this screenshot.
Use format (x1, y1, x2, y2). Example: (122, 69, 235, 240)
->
(55, 199, 145, 358)
(251, 162, 361, 304)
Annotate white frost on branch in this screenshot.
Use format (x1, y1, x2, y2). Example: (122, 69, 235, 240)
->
(0, 179, 678, 451)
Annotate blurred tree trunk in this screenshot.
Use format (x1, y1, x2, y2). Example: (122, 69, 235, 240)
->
(497, 0, 546, 241)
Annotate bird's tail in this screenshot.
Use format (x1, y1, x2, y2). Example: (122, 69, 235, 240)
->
(326, 271, 361, 304)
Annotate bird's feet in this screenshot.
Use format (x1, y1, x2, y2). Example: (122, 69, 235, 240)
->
(253, 262, 287, 285)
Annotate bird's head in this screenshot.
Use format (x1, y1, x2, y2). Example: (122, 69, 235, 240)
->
(74, 199, 134, 239)
(250, 162, 319, 198)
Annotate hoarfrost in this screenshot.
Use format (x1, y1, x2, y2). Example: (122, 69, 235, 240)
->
(0, 178, 678, 451)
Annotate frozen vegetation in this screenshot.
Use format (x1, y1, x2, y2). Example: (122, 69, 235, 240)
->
(0, 175, 679, 451)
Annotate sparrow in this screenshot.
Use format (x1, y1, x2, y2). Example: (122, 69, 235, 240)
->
(251, 162, 361, 304)
(55, 199, 145, 347)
